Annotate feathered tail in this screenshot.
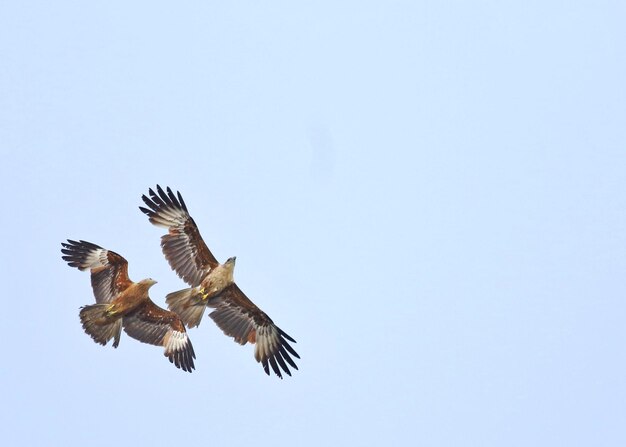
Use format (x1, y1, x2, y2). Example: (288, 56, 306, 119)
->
(165, 287, 207, 328)
(79, 304, 122, 348)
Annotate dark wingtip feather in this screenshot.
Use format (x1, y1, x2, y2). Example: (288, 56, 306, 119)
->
(177, 190, 188, 212)
(72, 240, 101, 250)
(184, 341, 196, 372)
(156, 185, 168, 202)
(61, 239, 100, 270)
(166, 187, 181, 209)
(279, 345, 299, 370)
(282, 338, 300, 359)
(278, 328, 297, 343)
(268, 356, 283, 379)
(262, 359, 270, 375)
(274, 352, 292, 376)
(138, 206, 154, 216)
(141, 193, 160, 212)
(170, 338, 196, 373)
(149, 187, 166, 207)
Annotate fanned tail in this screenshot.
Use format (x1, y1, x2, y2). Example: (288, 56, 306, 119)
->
(165, 287, 207, 328)
(79, 304, 122, 348)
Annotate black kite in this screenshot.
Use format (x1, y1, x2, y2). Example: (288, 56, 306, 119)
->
(61, 239, 196, 372)
(139, 186, 299, 378)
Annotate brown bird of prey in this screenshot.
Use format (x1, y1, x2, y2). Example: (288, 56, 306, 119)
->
(61, 239, 196, 372)
(139, 185, 299, 378)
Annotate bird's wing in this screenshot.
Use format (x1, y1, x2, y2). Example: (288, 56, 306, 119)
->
(139, 185, 218, 287)
(209, 283, 300, 379)
(123, 299, 196, 372)
(61, 239, 132, 304)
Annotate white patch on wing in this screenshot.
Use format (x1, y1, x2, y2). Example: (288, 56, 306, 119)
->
(164, 330, 188, 355)
(80, 247, 109, 269)
(155, 205, 187, 226)
(151, 216, 175, 228)
(254, 325, 279, 362)
(167, 208, 186, 223)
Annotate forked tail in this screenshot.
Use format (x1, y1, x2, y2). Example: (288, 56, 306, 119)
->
(79, 304, 122, 348)
(165, 287, 207, 328)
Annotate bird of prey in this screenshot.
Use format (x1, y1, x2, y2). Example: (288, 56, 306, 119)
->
(139, 185, 300, 378)
(61, 239, 196, 372)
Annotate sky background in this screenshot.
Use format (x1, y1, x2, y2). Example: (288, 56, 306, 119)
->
(1, 1, 625, 446)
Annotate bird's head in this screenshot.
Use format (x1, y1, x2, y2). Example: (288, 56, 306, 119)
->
(140, 278, 158, 288)
(223, 256, 237, 280)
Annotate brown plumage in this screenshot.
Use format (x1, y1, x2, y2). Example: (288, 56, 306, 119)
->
(140, 185, 300, 378)
(61, 239, 196, 372)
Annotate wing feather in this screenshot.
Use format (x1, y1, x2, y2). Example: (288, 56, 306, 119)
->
(208, 284, 299, 379)
(61, 239, 132, 303)
(123, 300, 196, 372)
(140, 185, 218, 286)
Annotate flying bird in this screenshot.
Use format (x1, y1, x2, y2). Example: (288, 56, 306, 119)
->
(61, 239, 196, 372)
(139, 185, 300, 378)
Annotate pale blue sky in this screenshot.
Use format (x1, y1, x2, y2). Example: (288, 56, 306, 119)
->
(1, 1, 625, 446)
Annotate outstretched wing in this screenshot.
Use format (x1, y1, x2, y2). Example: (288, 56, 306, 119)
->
(209, 284, 300, 379)
(123, 299, 196, 373)
(139, 185, 218, 287)
(61, 239, 132, 304)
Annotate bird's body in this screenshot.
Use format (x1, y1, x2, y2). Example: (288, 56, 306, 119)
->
(61, 239, 196, 372)
(140, 185, 300, 378)
(163, 259, 236, 329)
(200, 259, 236, 299)
(103, 279, 156, 317)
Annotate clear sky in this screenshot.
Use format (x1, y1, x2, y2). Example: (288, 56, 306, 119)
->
(1, 1, 625, 446)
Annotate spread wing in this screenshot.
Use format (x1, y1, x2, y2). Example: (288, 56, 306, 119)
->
(123, 299, 196, 372)
(209, 284, 300, 379)
(139, 185, 218, 287)
(61, 239, 132, 304)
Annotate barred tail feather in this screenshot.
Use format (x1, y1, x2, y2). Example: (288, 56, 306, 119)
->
(79, 304, 122, 348)
(165, 288, 207, 328)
